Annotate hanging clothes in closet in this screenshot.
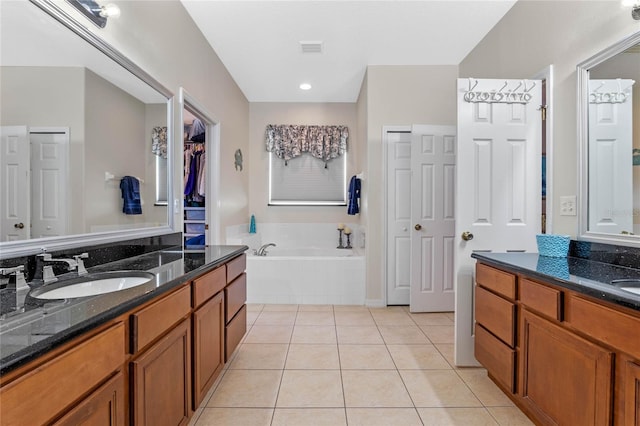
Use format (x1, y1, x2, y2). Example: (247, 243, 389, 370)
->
(184, 143, 206, 206)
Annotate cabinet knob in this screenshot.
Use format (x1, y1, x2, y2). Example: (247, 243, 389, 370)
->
(414, 224, 422, 231)
(14, 222, 24, 229)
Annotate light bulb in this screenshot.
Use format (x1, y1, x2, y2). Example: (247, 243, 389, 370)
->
(100, 3, 121, 18)
(299, 83, 312, 91)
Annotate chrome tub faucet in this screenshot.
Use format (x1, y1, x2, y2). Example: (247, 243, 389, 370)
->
(255, 243, 276, 256)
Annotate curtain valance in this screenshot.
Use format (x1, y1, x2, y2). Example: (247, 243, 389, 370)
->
(265, 124, 348, 164)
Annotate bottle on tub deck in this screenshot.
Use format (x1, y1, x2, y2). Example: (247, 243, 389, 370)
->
(249, 215, 256, 234)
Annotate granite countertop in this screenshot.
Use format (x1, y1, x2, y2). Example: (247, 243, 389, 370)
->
(471, 252, 640, 312)
(0, 245, 248, 375)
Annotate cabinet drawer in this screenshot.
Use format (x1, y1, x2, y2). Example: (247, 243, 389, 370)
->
(475, 285, 516, 347)
(475, 323, 515, 393)
(131, 285, 191, 353)
(193, 265, 226, 308)
(54, 371, 125, 426)
(0, 323, 125, 426)
(520, 278, 563, 321)
(476, 263, 516, 300)
(225, 305, 247, 361)
(225, 273, 246, 323)
(226, 254, 246, 284)
(566, 295, 640, 356)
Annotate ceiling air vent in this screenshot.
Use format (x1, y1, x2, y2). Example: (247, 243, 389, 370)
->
(300, 41, 323, 54)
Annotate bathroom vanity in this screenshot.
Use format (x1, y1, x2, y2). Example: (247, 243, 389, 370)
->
(472, 250, 640, 426)
(0, 245, 247, 425)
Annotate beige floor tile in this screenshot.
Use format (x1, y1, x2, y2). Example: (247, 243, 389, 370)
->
(298, 304, 334, 312)
(387, 344, 452, 370)
(271, 408, 347, 426)
(434, 343, 457, 368)
(246, 311, 260, 326)
(342, 370, 413, 407)
(409, 312, 455, 326)
(229, 344, 289, 369)
(417, 407, 499, 425)
(295, 311, 335, 326)
(369, 306, 407, 313)
(400, 370, 483, 408)
(336, 326, 384, 344)
(339, 345, 395, 369)
(378, 325, 431, 344)
(334, 311, 375, 326)
(276, 370, 344, 408)
(286, 344, 340, 369)
(254, 311, 298, 325)
(456, 369, 514, 407)
(291, 325, 337, 344)
(420, 325, 455, 344)
(195, 408, 273, 425)
(486, 407, 535, 425)
(208, 370, 282, 408)
(371, 311, 416, 326)
(346, 408, 423, 425)
(262, 304, 299, 311)
(244, 325, 293, 344)
(333, 305, 370, 312)
(246, 304, 265, 312)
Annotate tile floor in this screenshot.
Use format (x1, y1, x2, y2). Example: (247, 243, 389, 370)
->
(189, 304, 534, 426)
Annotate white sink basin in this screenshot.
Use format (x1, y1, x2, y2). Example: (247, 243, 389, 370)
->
(32, 271, 155, 299)
(620, 287, 640, 295)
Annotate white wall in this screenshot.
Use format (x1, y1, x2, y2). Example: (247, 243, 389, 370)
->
(51, 0, 250, 234)
(360, 65, 459, 303)
(248, 102, 360, 225)
(459, 0, 639, 237)
(0, 66, 86, 235)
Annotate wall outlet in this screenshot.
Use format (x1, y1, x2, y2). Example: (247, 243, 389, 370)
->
(560, 195, 577, 216)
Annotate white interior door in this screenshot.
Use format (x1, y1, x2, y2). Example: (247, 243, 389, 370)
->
(386, 131, 412, 305)
(410, 125, 456, 313)
(455, 79, 542, 366)
(0, 126, 30, 241)
(588, 79, 634, 235)
(30, 128, 69, 238)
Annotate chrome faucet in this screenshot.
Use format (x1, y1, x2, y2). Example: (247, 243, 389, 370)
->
(0, 265, 28, 292)
(31, 252, 89, 287)
(255, 243, 276, 256)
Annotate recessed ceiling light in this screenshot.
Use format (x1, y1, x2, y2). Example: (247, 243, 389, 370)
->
(299, 83, 312, 90)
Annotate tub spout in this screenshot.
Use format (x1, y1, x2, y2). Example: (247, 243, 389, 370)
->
(256, 243, 276, 256)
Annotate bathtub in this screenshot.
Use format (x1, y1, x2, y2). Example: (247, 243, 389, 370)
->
(245, 246, 365, 305)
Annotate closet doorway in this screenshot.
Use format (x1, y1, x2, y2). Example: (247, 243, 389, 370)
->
(179, 88, 221, 250)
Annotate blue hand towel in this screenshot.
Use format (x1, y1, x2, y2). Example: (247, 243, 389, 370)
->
(347, 176, 361, 215)
(120, 176, 142, 215)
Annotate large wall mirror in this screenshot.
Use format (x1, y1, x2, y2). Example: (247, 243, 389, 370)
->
(578, 30, 640, 247)
(0, 0, 174, 258)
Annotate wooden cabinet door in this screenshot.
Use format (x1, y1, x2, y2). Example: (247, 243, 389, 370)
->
(131, 319, 191, 426)
(626, 361, 640, 426)
(54, 372, 125, 426)
(520, 309, 614, 426)
(193, 291, 224, 409)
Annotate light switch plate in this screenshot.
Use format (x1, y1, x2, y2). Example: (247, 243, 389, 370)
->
(560, 195, 577, 216)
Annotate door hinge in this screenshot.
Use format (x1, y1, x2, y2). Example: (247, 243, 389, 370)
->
(537, 104, 547, 121)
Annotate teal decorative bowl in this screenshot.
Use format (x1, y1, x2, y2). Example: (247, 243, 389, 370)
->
(536, 234, 570, 258)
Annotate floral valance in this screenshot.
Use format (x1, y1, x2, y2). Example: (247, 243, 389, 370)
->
(151, 126, 168, 159)
(265, 124, 348, 165)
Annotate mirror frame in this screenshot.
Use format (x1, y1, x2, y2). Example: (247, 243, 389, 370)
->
(578, 30, 640, 248)
(0, 0, 175, 259)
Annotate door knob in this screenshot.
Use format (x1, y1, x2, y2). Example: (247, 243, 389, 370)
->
(14, 223, 24, 229)
(414, 224, 422, 231)
(461, 231, 474, 241)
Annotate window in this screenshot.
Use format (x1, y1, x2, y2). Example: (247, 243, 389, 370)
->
(269, 152, 347, 205)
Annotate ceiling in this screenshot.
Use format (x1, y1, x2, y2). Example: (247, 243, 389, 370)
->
(181, 0, 517, 103)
